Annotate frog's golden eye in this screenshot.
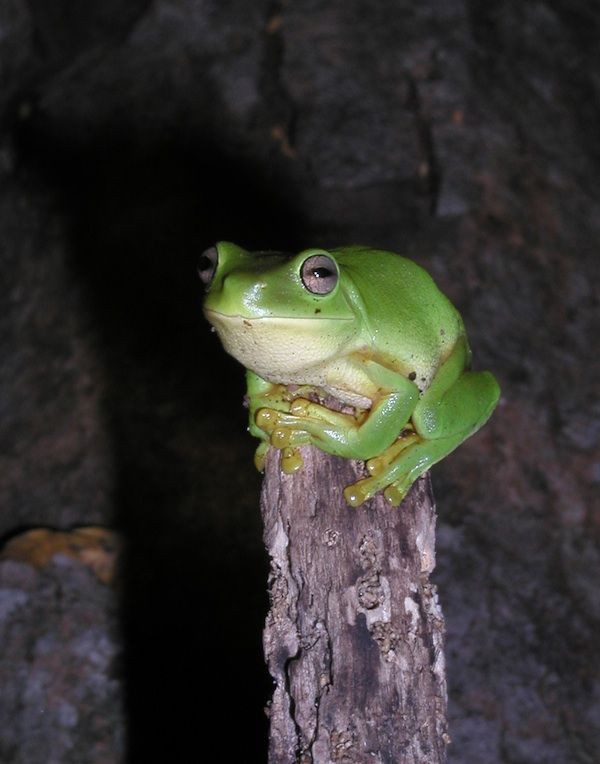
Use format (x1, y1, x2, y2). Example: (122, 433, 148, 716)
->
(198, 245, 218, 288)
(300, 254, 338, 295)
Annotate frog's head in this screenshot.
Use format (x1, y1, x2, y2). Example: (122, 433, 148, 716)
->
(200, 241, 362, 380)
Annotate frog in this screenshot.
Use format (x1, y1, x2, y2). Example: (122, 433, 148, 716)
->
(199, 241, 500, 507)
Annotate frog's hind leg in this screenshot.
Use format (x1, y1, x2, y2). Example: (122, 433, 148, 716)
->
(344, 339, 500, 507)
(381, 363, 499, 505)
(412, 366, 500, 443)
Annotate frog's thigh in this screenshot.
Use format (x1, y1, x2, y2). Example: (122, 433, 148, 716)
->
(368, 370, 497, 506)
(413, 369, 500, 440)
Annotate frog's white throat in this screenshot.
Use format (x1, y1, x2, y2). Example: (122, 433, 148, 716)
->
(205, 310, 364, 401)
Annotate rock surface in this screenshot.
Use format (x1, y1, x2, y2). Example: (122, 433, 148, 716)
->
(1, 0, 598, 761)
(0, 529, 123, 764)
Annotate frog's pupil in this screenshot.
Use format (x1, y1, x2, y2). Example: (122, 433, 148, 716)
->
(300, 253, 338, 294)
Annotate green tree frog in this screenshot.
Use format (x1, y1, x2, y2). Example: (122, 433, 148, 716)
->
(199, 242, 500, 507)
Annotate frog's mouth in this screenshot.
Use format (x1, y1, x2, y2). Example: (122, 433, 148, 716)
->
(204, 309, 355, 379)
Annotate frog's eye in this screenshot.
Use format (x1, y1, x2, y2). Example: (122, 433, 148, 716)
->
(198, 246, 218, 287)
(300, 254, 338, 295)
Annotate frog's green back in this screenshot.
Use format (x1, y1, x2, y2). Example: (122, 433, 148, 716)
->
(334, 247, 465, 386)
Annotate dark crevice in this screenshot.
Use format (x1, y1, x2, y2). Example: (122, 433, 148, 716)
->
(405, 73, 442, 216)
(283, 647, 305, 759)
(258, 2, 298, 157)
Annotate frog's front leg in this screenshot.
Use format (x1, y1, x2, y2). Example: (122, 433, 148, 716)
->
(255, 361, 420, 462)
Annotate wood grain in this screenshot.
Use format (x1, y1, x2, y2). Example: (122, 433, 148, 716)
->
(261, 446, 448, 763)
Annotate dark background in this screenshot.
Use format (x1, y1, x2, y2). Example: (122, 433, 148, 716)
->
(0, 1, 599, 762)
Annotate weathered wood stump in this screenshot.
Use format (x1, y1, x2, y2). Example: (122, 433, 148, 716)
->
(261, 446, 448, 764)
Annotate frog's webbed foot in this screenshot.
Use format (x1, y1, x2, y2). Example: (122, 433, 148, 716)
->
(345, 431, 467, 507)
(364, 428, 417, 476)
(343, 431, 418, 507)
(254, 436, 306, 475)
(260, 397, 360, 429)
(251, 397, 328, 474)
(255, 397, 366, 461)
(344, 341, 501, 507)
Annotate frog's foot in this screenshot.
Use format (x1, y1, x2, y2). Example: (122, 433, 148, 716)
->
(255, 407, 312, 448)
(275, 398, 362, 429)
(345, 431, 466, 507)
(365, 429, 418, 476)
(343, 455, 419, 508)
(344, 427, 422, 507)
(344, 477, 416, 507)
(255, 437, 305, 474)
(254, 407, 314, 475)
(344, 469, 412, 507)
(343, 430, 418, 505)
(255, 401, 364, 460)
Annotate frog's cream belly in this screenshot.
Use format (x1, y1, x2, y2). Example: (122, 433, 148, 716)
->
(205, 311, 372, 406)
(281, 359, 376, 409)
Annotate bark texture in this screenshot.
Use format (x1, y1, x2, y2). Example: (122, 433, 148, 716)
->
(261, 447, 447, 764)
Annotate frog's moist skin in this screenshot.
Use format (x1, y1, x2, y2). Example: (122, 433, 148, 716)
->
(200, 241, 500, 507)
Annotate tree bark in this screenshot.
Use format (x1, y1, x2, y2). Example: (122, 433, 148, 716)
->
(261, 446, 448, 764)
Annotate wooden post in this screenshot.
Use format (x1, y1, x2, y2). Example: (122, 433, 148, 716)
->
(261, 446, 448, 764)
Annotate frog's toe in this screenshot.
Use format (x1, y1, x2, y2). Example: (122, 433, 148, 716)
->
(253, 441, 269, 472)
(280, 447, 304, 474)
(343, 482, 370, 508)
(271, 427, 293, 448)
(366, 454, 386, 476)
(383, 481, 408, 507)
(255, 407, 279, 432)
(344, 474, 411, 508)
(289, 397, 312, 416)
(366, 432, 419, 476)
(343, 475, 383, 507)
(270, 427, 311, 448)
